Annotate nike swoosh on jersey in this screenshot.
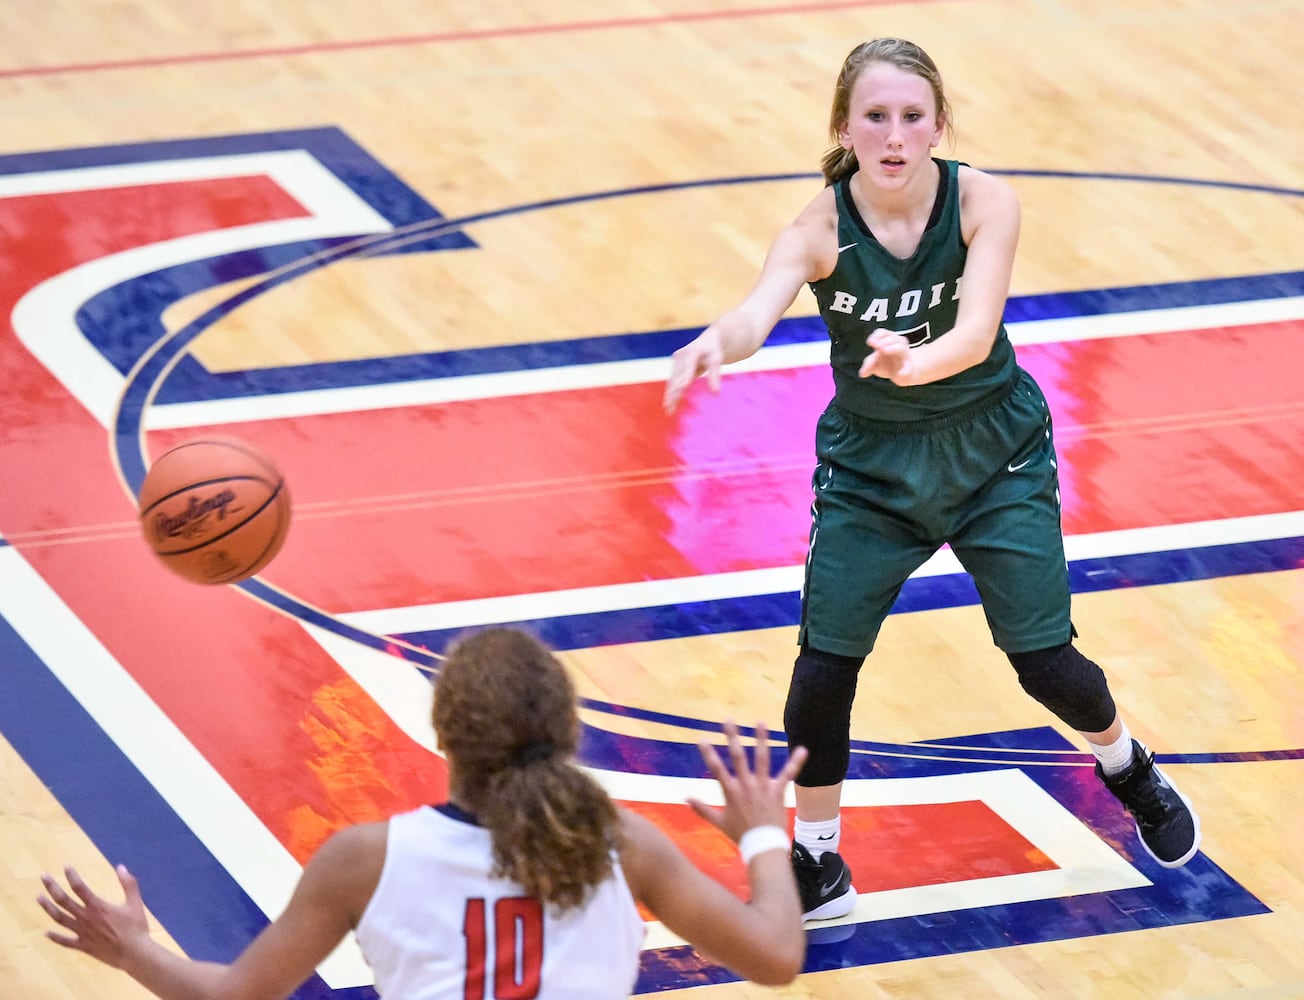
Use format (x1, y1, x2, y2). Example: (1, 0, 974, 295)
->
(1008, 459, 1032, 472)
(838, 242, 858, 253)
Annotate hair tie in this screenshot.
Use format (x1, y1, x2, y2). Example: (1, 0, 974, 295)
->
(511, 742, 556, 767)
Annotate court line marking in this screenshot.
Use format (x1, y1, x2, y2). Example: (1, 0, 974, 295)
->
(142, 297, 1304, 428)
(0, 543, 371, 989)
(4, 545, 1147, 988)
(0, 1, 950, 80)
(297, 626, 1150, 952)
(335, 511, 1304, 633)
(6, 153, 392, 430)
(7, 149, 1298, 436)
(639, 769, 1149, 949)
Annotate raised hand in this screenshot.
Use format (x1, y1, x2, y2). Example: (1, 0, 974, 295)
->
(688, 720, 808, 844)
(37, 865, 151, 969)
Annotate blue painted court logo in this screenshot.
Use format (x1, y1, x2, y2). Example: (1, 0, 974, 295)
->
(1, 127, 1300, 997)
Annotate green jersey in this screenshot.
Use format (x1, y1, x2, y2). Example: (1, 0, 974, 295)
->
(808, 158, 1017, 421)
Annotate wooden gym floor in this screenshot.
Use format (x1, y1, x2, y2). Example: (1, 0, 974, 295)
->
(1, 1, 1302, 997)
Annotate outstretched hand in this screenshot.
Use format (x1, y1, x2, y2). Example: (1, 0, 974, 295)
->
(687, 720, 808, 843)
(663, 329, 725, 413)
(38, 865, 151, 969)
(858, 329, 919, 385)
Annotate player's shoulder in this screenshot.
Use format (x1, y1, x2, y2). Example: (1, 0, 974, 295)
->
(308, 821, 389, 883)
(325, 819, 390, 852)
(616, 809, 675, 874)
(294, 820, 390, 921)
(616, 807, 691, 911)
(957, 162, 1018, 206)
(957, 162, 1020, 234)
(779, 183, 839, 274)
(616, 807, 663, 854)
(795, 182, 839, 224)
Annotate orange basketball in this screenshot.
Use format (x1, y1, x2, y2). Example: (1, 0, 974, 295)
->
(138, 436, 291, 585)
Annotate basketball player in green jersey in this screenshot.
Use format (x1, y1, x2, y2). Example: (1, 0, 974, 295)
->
(663, 38, 1200, 921)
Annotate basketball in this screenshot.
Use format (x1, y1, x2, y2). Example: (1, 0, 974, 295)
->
(137, 436, 292, 585)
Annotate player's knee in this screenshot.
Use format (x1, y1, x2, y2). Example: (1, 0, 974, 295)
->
(1007, 642, 1116, 733)
(784, 645, 864, 786)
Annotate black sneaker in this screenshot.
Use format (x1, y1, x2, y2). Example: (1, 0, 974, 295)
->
(1096, 740, 1201, 868)
(790, 841, 857, 920)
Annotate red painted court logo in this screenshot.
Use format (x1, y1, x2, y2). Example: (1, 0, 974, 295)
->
(1, 128, 1296, 995)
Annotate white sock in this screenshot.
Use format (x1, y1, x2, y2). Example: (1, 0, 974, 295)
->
(794, 817, 841, 858)
(1088, 723, 1138, 777)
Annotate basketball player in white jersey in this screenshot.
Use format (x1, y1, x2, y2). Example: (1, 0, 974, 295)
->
(37, 627, 808, 998)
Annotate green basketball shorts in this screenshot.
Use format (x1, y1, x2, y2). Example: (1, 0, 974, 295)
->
(799, 369, 1074, 657)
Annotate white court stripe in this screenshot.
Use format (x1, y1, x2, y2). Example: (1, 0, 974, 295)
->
(143, 296, 1304, 429)
(8, 151, 393, 429)
(145, 354, 682, 429)
(339, 564, 808, 636)
(337, 511, 1304, 636)
(637, 767, 1149, 950)
(1003, 296, 1304, 346)
(0, 546, 374, 989)
(0, 151, 374, 202)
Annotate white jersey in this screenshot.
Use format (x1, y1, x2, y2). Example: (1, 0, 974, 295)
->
(355, 804, 646, 999)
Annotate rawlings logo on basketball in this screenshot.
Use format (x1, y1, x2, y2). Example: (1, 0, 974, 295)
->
(138, 436, 292, 585)
(152, 489, 243, 541)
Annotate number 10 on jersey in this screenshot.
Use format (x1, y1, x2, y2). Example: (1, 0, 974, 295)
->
(463, 897, 545, 999)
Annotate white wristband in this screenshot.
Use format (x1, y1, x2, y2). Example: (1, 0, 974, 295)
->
(738, 825, 790, 866)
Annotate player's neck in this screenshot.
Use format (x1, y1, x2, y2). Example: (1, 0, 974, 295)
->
(851, 157, 939, 224)
(849, 160, 940, 255)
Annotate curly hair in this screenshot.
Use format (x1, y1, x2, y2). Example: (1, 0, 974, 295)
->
(432, 628, 622, 911)
(821, 38, 955, 186)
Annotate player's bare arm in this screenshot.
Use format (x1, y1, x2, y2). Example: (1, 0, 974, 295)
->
(39, 823, 384, 1000)
(619, 721, 808, 985)
(664, 189, 838, 413)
